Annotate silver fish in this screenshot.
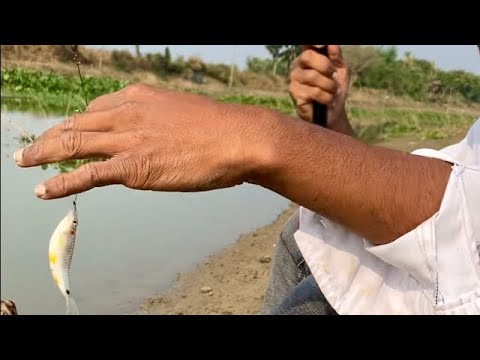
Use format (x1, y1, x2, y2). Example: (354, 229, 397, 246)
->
(48, 201, 80, 315)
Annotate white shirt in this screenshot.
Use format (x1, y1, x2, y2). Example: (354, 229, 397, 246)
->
(294, 118, 480, 315)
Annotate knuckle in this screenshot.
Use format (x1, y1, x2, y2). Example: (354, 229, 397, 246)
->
(85, 100, 99, 112)
(62, 114, 78, 132)
(329, 80, 338, 93)
(122, 83, 150, 97)
(61, 131, 82, 157)
(55, 173, 68, 196)
(122, 84, 139, 96)
(323, 58, 335, 74)
(323, 93, 335, 104)
(305, 70, 317, 83)
(289, 68, 301, 82)
(26, 143, 44, 162)
(124, 101, 140, 116)
(300, 50, 313, 66)
(313, 88, 323, 100)
(120, 158, 139, 188)
(120, 102, 142, 127)
(82, 163, 101, 185)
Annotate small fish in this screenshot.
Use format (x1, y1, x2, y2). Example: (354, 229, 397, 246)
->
(48, 201, 80, 315)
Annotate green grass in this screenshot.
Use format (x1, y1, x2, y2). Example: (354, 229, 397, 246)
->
(347, 107, 475, 143)
(216, 94, 295, 114)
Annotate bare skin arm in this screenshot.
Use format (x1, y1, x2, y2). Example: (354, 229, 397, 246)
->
(246, 107, 451, 245)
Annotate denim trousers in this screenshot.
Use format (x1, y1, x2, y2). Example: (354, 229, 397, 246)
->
(260, 209, 337, 315)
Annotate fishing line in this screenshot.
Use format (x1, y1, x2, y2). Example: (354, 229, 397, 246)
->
(71, 45, 89, 109)
(70, 46, 88, 208)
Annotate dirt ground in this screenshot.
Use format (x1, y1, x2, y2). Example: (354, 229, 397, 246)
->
(136, 203, 298, 315)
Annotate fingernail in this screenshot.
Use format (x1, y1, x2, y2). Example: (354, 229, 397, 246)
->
(337, 88, 342, 95)
(35, 184, 46, 198)
(13, 148, 24, 164)
(333, 72, 338, 79)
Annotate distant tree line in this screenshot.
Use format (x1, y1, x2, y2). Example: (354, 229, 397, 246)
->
(251, 45, 480, 103)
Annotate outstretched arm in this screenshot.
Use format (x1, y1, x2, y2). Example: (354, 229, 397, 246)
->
(14, 84, 451, 246)
(248, 108, 451, 245)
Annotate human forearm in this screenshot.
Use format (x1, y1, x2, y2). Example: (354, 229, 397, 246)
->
(326, 108, 354, 136)
(249, 109, 451, 245)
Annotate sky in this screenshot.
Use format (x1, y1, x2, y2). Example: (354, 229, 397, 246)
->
(88, 45, 480, 75)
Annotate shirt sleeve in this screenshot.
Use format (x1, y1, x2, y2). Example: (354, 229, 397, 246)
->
(363, 161, 480, 304)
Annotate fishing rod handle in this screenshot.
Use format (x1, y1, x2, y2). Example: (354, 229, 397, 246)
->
(312, 46, 329, 127)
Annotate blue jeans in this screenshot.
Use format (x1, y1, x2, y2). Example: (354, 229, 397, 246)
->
(261, 209, 337, 315)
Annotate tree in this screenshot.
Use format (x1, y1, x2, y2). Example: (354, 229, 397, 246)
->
(164, 47, 171, 66)
(265, 45, 286, 76)
(341, 45, 384, 85)
(134, 45, 141, 58)
(282, 45, 301, 70)
(247, 57, 272, 73)
(228, 45, 237, 90)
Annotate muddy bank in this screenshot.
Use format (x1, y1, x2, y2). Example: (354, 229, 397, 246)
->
(137, 203, 297, 315)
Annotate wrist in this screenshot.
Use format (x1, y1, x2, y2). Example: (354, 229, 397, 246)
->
(239, 108, 306, 188)
(328, 107, 353, 136)
(217, 104, 278, 186)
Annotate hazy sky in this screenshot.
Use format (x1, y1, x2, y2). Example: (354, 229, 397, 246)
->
(88, 45, 480, 74)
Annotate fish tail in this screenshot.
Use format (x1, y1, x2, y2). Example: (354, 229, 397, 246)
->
(66, 294, 80, 315)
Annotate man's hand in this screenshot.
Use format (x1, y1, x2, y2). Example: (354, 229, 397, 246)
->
(14, 84, 266, 199)
(289, 45, 353, 135)
(14, 82, 451, 245)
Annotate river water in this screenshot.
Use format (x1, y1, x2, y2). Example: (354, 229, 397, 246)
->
(0, 111, 289, 315)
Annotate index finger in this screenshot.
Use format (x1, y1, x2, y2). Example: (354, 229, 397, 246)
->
(35, 105, 128, 142)
(298, 49, 336, 77)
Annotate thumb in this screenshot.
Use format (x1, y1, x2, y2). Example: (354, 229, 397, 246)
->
(327, 45, 346, 68)
(35, 160, 125, 200)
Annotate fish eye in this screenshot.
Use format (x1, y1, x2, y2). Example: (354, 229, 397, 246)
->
(73, 220, 77, 225)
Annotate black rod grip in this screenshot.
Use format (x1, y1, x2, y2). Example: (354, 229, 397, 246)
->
(312, 46, 329, 127)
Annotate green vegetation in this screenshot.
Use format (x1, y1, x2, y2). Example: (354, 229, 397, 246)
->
(348, 107, 474, 142)
(346, 46, 480, 103)
(1, 68, 129, 113)
(39, 158, 103, 173)
(216, 94, 294, 114)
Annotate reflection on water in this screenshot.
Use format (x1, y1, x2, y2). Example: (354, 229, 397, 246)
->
(1, 112, 289, 314)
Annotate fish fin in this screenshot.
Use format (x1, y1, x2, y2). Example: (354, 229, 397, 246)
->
(66, 294, 80, 315)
